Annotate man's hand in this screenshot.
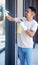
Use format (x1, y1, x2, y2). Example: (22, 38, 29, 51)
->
(5, 10, 15, 22)
(6, 15, 15, 22)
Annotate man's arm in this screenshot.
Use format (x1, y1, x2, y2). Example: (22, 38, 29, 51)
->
(25, 30, 36, 37)
(5, 11, 23, 22)
(26, 22, 37, 37)
(20, 22, 37, 37)
(6, 15, 22, 22)
(5, 11, 15, 22)
(6, 15, 15, 22)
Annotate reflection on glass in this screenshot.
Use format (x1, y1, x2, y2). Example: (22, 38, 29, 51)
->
(0, 0, 5, 50)
(0, 0, 5, 65)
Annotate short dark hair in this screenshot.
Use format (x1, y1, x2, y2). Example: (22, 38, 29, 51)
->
(28, 6, 36, 13)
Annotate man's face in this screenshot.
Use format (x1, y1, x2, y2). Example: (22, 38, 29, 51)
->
(25, 8, 35, 18)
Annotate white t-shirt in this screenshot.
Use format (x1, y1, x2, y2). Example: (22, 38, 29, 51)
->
(15, 17, 37, 48)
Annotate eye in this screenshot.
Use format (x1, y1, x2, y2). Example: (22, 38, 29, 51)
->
(27, 11, 29, 13)
(26, 10, 29, 13)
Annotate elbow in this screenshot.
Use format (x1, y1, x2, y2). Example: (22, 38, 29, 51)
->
(29, 35, 33, 37)
(26, 30, 35, 37)
(29, 34, 34, 37)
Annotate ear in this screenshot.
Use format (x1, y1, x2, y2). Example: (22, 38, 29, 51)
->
(31, 12, 33, 16)
(33, 12, 35, 16)
(32, 12, 35, 16)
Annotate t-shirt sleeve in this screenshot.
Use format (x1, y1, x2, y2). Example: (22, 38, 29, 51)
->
(15, 18, 20, 23)
(15, 17, 23, 23)
(31, 21, 38, 32)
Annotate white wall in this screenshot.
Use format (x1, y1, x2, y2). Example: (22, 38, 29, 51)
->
(17, 0, 23, 17)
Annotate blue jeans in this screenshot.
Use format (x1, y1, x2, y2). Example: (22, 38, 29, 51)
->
(18, 47, 32, 65)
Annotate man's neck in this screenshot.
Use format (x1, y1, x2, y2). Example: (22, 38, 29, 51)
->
(26, 17, 33, 22)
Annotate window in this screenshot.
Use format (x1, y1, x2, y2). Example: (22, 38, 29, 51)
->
(0, 0, 5, 51)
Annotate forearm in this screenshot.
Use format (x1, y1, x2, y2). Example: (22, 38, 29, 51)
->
(20, 22, 36, 37)
(6, 15, 15, 22)
(26, 30, 35, 37)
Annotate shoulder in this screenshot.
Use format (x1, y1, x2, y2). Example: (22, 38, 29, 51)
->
(33, 19, 37, 26)
(20, 17, 26, 22)
(31, 19, 38, 31)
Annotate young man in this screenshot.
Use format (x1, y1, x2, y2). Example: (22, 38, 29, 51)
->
(6, 6, 37, 65)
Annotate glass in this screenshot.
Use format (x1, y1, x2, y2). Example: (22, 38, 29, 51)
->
(0, 0, 5, 65)
(0, 0, 5, 50)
